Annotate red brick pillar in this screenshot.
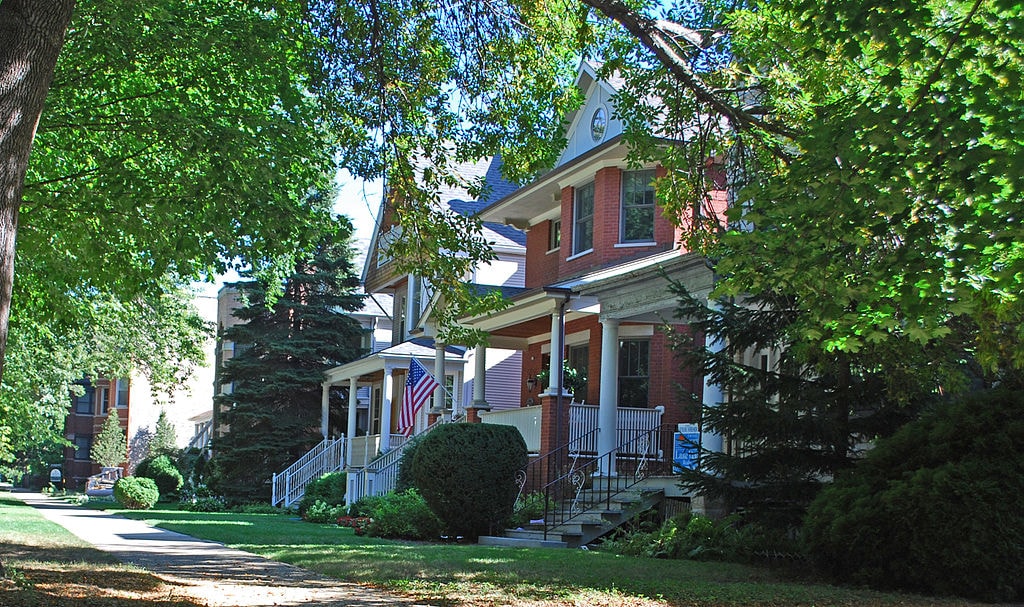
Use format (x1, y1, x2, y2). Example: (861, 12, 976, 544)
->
(427, 412, 441, 425)
(538, 392, 571, 456)
(465, 407, 485, 423)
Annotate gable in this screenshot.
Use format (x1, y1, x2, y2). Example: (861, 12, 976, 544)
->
(556, 64, 624, 168)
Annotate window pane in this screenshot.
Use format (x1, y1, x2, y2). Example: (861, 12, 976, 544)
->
(74, 436, 91, 460)
(621, 170, 656, 243)
(75, 384, 95, 414)
(574, 183, 594, 254)
(116, 379, 129, 408)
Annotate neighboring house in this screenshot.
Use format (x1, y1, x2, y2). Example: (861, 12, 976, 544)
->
(63, 295, 218, 490)
(457, 62, 726, 468)
(313, 155, 526, 492)
(211, 286, 393, 443)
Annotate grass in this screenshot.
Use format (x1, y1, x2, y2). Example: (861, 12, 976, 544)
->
(82, 501, 984, 607)
(0, 495, 203, 607)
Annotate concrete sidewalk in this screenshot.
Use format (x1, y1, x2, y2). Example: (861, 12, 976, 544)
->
(12, 492, 428, 606)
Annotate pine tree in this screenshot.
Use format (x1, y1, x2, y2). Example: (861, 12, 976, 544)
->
(149, 410, 177, 458)
(211, 221, 366, 503)
(91, 408, 127, 468)
(668, 285, 949, 530)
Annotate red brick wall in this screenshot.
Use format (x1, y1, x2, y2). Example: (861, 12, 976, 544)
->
(525, 222, 560, 288)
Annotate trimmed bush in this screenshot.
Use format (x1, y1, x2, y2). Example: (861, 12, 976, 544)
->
(113, 476, 159, 510)
(365, 489, 443, 540)
(347, 494, 383, 518)
(304, 499, 347, 523)
(804, 389, 1024, 602)
(298, 471, 346, 517)
(134, 454, 183, 499)
(408, 423, 527, 540)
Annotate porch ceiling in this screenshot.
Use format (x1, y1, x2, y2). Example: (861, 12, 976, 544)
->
(323, 337, 467, 385)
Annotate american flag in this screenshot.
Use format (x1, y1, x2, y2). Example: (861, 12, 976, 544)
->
(399, 359, 440, 436)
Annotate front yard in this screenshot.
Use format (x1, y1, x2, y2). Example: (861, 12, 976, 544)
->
(84, 501, 983, 607)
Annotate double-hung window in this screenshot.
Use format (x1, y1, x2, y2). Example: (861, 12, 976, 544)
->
(573, 182, 594, 255)
(618, 339, 650, 407)
(621, 169, 656, 243)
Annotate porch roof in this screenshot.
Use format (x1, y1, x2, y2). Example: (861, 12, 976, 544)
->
(323, 337, 467, 385)
(460, 250, 714, 337)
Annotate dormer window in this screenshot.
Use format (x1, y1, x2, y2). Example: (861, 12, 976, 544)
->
(573, 182, 594, 255)
(621, 170, 656, 243)
(590, 107, 607, 142)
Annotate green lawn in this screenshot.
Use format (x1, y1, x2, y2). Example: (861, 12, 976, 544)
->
(87, 502, 979, 607)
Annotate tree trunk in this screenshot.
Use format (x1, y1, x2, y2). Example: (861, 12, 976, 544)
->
(0, 0, 75, 378)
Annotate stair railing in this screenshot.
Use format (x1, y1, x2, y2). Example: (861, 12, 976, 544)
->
(512, 424, 675, 540)
(271, 437, 346, 508)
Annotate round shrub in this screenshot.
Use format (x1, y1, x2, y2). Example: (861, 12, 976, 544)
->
(298, 471, 346, 518)
(114, 476, 159, 510)
(409, 423, 527, 540)
(804, 389, 1024, 602)
(135, 454, 183, 499)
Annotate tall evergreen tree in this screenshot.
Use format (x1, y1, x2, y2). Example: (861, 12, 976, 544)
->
(211, 219, 365, 503)
(668, 285, 965, 529)
(91, 409, 127, 469)
(149, 410, 178, 458)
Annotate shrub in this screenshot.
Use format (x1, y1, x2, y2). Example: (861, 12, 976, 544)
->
(304, 499, 347, 524)
(347, 495, 383, 518)
(134, 454, 183, 499)
(365, 489, 444, 540)
(114, 476, 159, 510)
(394, 435, 424, 493)
(230, 503, 281, 514)
(186, 496, 227, 512)
(408, 423, 527, 540)
(804, 389, 1024, 602)
(297, 471, 346, 517)
(337, 516, 372, 535)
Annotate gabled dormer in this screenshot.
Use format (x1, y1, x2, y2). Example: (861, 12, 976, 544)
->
(359, 156, 526, 345)
(557, 62, 626, 168)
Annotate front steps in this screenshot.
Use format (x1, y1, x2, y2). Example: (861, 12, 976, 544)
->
(479, 482, 668, 549)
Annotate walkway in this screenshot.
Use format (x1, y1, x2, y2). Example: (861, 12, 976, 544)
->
(12, 492, 430, 607)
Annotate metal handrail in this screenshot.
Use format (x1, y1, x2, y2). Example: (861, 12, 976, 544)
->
(512, 424, 675, 540)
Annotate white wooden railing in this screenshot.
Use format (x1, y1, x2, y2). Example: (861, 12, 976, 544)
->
(480, 403, 665, 456)
(479, 405, 541, 451)
(271, 438, 346, 508)
(346, 417, 454, 506)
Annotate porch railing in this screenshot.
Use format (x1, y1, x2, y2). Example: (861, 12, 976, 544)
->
(271, 438, 346, 508)
(346, 418, 452, 506)
(480, 403, 665, 456)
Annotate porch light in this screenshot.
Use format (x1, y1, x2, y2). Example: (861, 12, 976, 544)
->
(525, 377, 538, 392)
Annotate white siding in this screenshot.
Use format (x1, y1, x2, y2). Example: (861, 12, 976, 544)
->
(557, 81, 623, 167)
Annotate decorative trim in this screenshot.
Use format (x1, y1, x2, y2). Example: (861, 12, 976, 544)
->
(565, 248, 593, 262)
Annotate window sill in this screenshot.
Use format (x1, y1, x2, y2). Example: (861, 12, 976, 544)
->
(614, 241, 657, 248)
(546, 247, 560, 255)
(565, 248, 593, 262)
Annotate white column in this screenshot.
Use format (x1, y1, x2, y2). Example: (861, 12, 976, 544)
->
(472, 344, 487, 407)
(546, 309, 565, 394)
(433, 341, 446, 415)
(381, 366, 395, 451)
(701, 317, 725, 454)
(320, 382, 331, 438)
(346, 377, 358, 464)
(598, 318, 620, 475)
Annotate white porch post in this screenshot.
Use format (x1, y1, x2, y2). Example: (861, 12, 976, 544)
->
(346, 376, 358, 464)
(701, 308, 725, 455)
(381, 365, 395, 451)
(432, 341, 446, 417)
(546, 308, 565, 395)
(320, 382, 331, 438)
(472, 344, 487, 407)
(598, 317, 620, 475)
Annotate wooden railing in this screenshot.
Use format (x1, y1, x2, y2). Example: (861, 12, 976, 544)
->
(271, 438, 346, 508)
(186, 420, 213, 452)
(479, 405, 541, 451)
